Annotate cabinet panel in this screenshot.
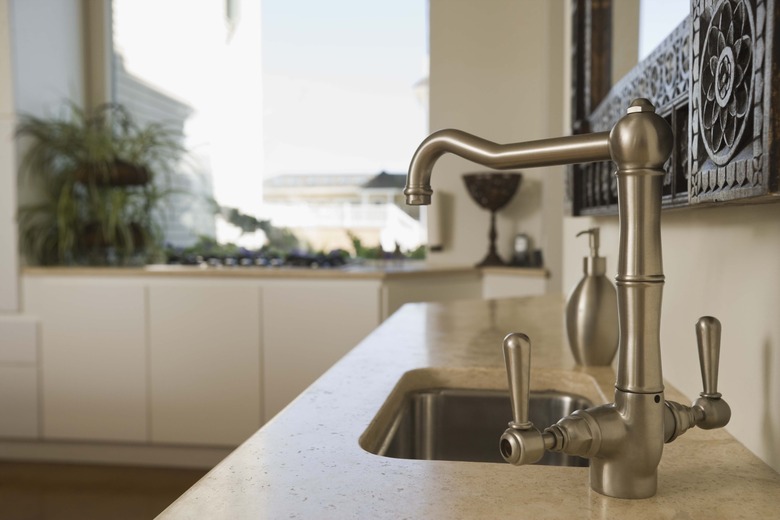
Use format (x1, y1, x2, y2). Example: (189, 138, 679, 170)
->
(482, 273, 546, 299)
(0, 315, 37, 363)
(25, 279, 147, 442)
(149, 283, 261, 446)
(262, 281, 381, 421)
(0, 366, 38, 438)
(382, 274, 481, 320)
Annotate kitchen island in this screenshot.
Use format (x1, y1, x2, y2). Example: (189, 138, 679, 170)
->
(157, 294, 780, 519)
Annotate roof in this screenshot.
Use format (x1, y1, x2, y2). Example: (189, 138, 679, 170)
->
(264, 171, 406, 190)
(361, 171, 407, 190)
(264, 174, 373, 189)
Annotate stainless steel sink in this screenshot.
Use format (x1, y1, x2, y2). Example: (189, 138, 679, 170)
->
(372, 388, 592, 466)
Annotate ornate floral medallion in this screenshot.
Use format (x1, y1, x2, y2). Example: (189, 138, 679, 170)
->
(699, 0, 755, 165)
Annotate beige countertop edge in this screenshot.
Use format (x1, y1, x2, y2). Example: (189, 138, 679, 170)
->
(157, 294, 780, 520)
(21, 264, 467, 280)
(481, 265, 549, 277)
(22, 264, 545, 280)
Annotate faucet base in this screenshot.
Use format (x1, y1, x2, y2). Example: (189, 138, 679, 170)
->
(588, 390, 665, 499)
(590, 461, 658, 499)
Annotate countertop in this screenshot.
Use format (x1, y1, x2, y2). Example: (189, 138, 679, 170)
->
(23, 263, 547, 280)
(157, 295, 780, 519)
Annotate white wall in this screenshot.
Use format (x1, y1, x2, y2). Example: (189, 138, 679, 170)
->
(427, 0, 566, 292)
(0, 0, 18, 311)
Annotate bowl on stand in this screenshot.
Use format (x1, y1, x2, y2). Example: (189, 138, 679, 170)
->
(462, 172, 522, 267)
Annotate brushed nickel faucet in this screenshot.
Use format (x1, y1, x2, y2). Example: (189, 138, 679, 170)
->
(404, 99, 731, 499)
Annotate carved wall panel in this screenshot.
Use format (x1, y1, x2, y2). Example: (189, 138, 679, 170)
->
(568, 0, 779, 216)
(568, 0, 613, 215)
(690, 0, 772, 203)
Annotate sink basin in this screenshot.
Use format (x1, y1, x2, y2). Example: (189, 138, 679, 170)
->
(370, 388, 591, 466)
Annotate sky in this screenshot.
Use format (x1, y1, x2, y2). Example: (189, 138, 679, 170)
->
(261, 0, 428, 177)
(638, 0, 690, 59)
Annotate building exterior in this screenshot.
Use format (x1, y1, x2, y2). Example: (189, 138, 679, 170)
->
(262, 172, 423, 252)
(114, 56, 217, 247)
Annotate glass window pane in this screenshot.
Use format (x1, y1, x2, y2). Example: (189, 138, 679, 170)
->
(638, 0, 689, 60)
(112, 0, 427, 257)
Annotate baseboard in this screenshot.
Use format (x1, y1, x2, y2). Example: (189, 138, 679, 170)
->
(0, 439, 232, 469)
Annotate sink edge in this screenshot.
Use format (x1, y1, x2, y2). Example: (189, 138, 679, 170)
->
(358, 366, 607, 454)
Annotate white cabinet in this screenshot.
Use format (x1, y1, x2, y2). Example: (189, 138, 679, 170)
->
(0, 315, 37, 364)
(24, 278, 147, 442)
(0, 316, 39, 438)
(262, 280, 382, 421)
(481, 267, 548, 299)
(0, 365, 38, 439)
(381, 272, 482, 319)
(148, 282, 262, 446)
(16, 268, 482, 453)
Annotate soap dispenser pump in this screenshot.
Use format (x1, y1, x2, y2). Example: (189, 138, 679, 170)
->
(565, 228, 619, 366)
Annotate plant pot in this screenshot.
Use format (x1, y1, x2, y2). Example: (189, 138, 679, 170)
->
(79, 222, 147, 250)
(77, 222, 150, 266)
(73, 160, 151, 186)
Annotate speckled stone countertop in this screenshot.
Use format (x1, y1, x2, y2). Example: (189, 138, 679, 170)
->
(23, 262, 483, 280)
(157, 295, 780, 519)
(23, 263, 547, 280)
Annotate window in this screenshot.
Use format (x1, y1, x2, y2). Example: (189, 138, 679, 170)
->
(638, 0, 689, 60)
(110, 0, 427, 255)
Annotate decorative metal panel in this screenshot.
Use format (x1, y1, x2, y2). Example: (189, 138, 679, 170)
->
(568, 0, 779, 216)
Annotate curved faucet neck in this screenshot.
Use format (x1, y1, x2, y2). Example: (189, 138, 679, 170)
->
(404, 129, 611, 206)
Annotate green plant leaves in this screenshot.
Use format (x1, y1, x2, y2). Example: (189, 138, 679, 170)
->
(15, 102, 185, 266)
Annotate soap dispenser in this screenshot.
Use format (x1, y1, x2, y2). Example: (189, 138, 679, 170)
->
(565, 228, 618, 366)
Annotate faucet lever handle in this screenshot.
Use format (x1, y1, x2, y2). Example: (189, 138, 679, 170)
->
(695, 316, 722, 398)
(692, 316, 731, 430)
(500, 333, 546, 466)
(503, 332, 533, 429)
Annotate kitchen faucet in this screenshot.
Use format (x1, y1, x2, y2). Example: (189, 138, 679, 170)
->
(404, 98, 731, 499)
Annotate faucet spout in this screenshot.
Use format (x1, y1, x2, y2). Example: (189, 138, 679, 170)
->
(404, 129, 611, 205)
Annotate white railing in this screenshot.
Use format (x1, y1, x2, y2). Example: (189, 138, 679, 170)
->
(261, 202, 425, 250)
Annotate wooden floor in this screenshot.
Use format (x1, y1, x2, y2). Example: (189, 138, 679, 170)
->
(0, 462, 207, 520)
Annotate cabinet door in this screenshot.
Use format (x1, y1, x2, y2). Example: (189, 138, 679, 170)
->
(0, 316, 39, 438)
(25, 278, 147, 442)
(148, 283, 261, 446)
(262, 280, 381, 421)
(381, 273, 482, 319)
(482, 272, 547, 299)
(0, 366, 38, 438)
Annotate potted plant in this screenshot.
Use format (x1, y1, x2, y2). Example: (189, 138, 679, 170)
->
(16, 102, 184, 265)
